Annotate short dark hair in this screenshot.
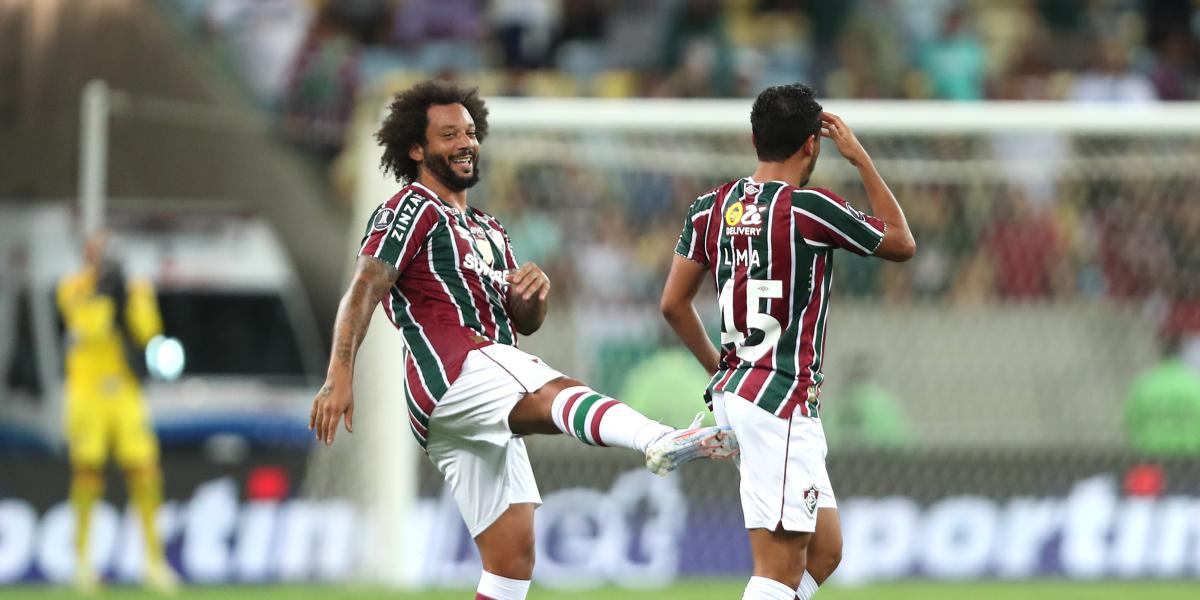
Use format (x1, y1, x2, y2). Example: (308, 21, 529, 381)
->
(376, 80, 490, 182)
(750, 83, 822, 162)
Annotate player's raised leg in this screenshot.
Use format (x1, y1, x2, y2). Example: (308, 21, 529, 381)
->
(508, 375, 737, 475)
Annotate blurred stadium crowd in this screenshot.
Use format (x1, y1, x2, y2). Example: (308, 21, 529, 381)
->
(159, 0, 1197, 163)
(173, 0, 1200, 128)
(151, 0, 1200, 448)
(161, 0, 1200, 307)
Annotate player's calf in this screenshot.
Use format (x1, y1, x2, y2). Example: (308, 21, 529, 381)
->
(748, 527, 812, 591)
(512, 378, 674, 450)
(512, 377, 737, 475)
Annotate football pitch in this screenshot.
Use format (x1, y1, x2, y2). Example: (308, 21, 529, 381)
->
(3, 581, 1198, 600)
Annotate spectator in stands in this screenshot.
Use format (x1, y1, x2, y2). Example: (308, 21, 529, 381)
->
(1144, 1, 1199, 101)
(203, 0, 314, 105)
(740, 8, 812, 91)
(790, 0, 855, 88)
(907, 185, 969, 300)
(280, 5, 361, 160)
(654, 0, 735, 97)
(1034, 0, 1093, 70)
(990, 32, 1056, 100)
(574, 211, 636, 307)
(547, 0, 608, 77)
(979, 187, 1064, 300)
(390, 0, 485, 73)
(1163, 194, 1200, 370)
(1147, 28, 1198, 101)
(604, 0, 673, 74)
(916, 6, 986, 100)
(491, 0, 558, 71)
(1125, 334, 1200, 456)
(825, 6, 909, 99)
(1068, 38, 1157, 102)
(1095, 187, 1173, 300)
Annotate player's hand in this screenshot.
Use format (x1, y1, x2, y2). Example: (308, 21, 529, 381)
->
(309, 377, 354, 446)
(820, 111, 870, 168)
(506, 262, 550, 302)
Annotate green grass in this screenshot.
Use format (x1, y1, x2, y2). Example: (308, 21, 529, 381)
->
(3, 581, 1199, 600)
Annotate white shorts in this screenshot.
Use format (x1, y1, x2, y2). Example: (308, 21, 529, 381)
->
(426, 343, 565, 537)
(713, 391, 837, 532)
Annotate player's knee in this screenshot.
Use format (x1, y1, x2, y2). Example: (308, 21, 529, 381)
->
(124, 463, 159, 478)
(754, 550, 805, 589)
(512, 543, 536, 578)
(73, 467, 103, 483)
(485, 539, 535, 579)
(511, 376, 588, 435)
(534, 376, 585, 397)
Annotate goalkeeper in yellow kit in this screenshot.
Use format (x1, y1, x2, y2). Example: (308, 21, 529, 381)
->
(57, 230, 178, 592)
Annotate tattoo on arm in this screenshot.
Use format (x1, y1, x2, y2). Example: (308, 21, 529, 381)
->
(328, 257, 398, 373)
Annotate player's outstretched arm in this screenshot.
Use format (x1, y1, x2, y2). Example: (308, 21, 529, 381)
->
(310, 255, 397, 446)
(661, 255, 721, 374)
(505, 261, 550, 335)
(820, 111, 916, 262)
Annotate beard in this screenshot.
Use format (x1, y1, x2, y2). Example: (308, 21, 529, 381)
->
(799, 155, 818, 186)
(424, 150, 480, 191)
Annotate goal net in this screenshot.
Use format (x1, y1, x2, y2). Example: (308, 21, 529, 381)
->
(328, 97, 1200, 587)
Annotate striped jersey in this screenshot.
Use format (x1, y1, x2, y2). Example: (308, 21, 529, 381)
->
(358, 181, 519, 447)
(675, 178, 886, 420)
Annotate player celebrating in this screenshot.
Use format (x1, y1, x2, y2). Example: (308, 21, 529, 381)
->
(308, 80, 735, 600)
(660, 84, 915, 600)
(58, 230, 178, 593)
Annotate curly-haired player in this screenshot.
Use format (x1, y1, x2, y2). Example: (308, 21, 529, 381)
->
(309, 80, 737, 600)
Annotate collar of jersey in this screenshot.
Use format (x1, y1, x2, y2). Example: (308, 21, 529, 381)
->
(409, 180, 479, 219)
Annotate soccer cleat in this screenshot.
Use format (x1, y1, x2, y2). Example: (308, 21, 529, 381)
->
(644, 412, 739, 476)
(143, 559, 180, 595)
(74, 563, 102, 595)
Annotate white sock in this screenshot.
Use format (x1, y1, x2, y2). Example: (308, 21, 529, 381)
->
(743, 575, 797, 600)
(796, 570, 820, 599)
(549, 386, 672, 452)
(477, 570, 530, 600)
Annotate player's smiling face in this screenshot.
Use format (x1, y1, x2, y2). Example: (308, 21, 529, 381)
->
(419, 103, 480, 191)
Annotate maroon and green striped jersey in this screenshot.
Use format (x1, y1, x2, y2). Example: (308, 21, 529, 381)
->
(675, 178, 886, 420)
(358, 182, 520, 447)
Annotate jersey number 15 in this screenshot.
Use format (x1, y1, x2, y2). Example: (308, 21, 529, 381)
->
(719, 278, 783, 362)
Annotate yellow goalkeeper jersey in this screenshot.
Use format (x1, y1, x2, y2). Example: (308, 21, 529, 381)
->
(57, 268, 162, 388)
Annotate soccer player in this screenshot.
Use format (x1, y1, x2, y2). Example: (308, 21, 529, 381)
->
(58, 230, 178, 592)
(660, 84, 915, 600)
(308, 80, 735, 600)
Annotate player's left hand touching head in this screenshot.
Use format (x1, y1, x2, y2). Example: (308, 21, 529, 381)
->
(820, 111, 870, 167)
(506, 262, 550, 302)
